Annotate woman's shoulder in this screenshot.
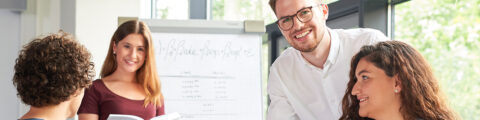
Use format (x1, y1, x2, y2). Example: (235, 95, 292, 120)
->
(90, 79, 104, 87)
(86, 79, 107, 93)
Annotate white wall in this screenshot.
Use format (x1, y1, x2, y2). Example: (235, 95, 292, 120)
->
(76, 0, 140, 78)
(0, 9, 22, 120)
(36, 0, 61, 34)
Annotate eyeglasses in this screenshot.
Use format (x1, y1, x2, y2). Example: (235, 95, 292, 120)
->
(275, 5, 321, 31)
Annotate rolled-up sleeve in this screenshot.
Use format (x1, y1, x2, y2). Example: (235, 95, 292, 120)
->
(267, 66, 299, 120)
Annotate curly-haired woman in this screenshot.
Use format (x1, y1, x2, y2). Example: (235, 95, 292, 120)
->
(340, 41, 457, 120)
(14, 32, 94, 120)
(78, 20, 164, 120)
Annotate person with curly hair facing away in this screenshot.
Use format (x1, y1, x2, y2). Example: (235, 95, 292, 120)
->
(339, 41, 457, 120)
(78, 20, 164, 120)
(13, 32, 94, 120)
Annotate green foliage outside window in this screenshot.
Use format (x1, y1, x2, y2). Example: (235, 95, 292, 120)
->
(395, 0, 480, 119)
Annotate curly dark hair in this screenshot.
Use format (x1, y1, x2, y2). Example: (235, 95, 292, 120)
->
(13, 31, 94, 107)
(340, 41, 457, 120)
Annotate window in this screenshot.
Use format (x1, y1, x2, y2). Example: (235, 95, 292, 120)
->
(152, 0, 189, 19)
(395, 0, 480, 119)
(211, 0, 276, 24)
(211, 0, 338, 23)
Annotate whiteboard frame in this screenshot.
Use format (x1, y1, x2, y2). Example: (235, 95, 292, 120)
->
(142, 19, 264, 34)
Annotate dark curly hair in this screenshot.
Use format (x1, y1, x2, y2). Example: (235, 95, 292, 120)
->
(340, 41, 457, 120)
(13, 31, 94, 107)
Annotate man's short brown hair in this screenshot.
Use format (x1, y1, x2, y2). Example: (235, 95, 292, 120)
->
(269, 0, 322, 14)
(13, 32, 94, 107)
(269, 0, 278, 14)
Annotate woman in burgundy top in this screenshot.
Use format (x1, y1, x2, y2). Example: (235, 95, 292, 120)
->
(78, 20, 165, 120)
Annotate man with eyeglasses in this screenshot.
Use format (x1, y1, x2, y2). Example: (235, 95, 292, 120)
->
(267, 0, 388, 119)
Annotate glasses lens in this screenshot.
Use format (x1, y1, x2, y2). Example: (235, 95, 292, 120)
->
(279, 17, 293, 30)
(297, 8, 313, 22)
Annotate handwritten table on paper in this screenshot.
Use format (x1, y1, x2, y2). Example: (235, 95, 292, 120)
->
(152, 33, 263, 120)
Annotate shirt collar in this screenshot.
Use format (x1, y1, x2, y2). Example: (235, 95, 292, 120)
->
(325, 28, 340, 66)
(299, 28, 340, 71)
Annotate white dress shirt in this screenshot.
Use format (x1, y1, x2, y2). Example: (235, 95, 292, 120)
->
(267, 28, 388, 120)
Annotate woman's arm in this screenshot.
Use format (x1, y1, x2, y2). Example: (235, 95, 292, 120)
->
(78, 113, 99, 120)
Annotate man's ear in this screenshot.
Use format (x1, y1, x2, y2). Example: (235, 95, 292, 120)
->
(322, 4, 329, 20)
(394, 74, 402, 93)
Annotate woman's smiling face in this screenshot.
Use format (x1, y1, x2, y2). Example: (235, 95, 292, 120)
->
(113, 34, 146, 73)
(351, 58, 400, 118)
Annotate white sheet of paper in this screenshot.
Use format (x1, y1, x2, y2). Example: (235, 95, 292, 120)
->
(152, 33, 263, 120)
(108, 113, 181, 120)
(107, 114, 142, 120)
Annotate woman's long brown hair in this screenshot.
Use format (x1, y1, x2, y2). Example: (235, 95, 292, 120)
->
(100, 20, 163, 107)
(339, 41, 456, 120)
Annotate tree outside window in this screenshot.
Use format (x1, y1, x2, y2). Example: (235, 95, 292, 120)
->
(395, 0, 480, 119)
